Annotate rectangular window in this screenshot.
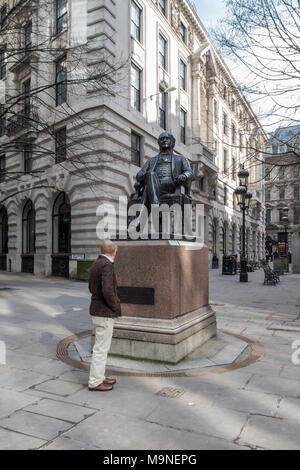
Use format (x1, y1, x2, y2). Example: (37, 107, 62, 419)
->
(279, 187, 285, 200)
(223, 112, 227, 135)
(266, 209, 272, 224)
(131, 0, 142, 42)
(0, 49, 6, 80)
(279, 166, 285, 179)
(265, 189, 271, 201)
(25, 21, 32, 50)
(213, 100, 218, 124)
(179, 22, 186, 43)
(224, 187, 228, 205)
(159, 33, 167, 70)
(180, 59, 186, 91)
(239, 132, 243, 151)
(279, 144, 286, 153)
(295, 165, 300, 178)
(159, 89, 167, 130)
(232, 98, 236, 112)
(131, 62, 141, 112)
(232, 123, 236, 144)
(223, 148, 228, 174)
(56, 57, 67, 106)
(180, 108, 186, 144)
(56, 0, 68, 34)
(24, 145, 32, 174)
(232, 157, 236, 180)
(55, 127, 67, 163)
(294, 186, 300, 200)
(265, 167, 271, 181)
(223, 85, 227, 100)
(0, 5, 7, 30)
(23, 79, 31, 118)
(0, 154, 5, 182)
(158, 0, 166, 15)
(0, 105, 6, 137)
(131, 132, 141, 166)
(294, 207, 300, 224)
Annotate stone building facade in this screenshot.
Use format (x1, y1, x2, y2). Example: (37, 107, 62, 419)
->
(265, 125, 300, 253)
(0, 0, 266, 278)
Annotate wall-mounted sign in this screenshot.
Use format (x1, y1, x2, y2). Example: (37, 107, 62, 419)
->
(70, 254, 85, 261)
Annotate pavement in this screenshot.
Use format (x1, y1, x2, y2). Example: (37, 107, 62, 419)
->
(0, 268, 299, 450)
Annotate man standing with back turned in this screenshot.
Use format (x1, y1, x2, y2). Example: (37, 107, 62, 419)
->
(88, 241, 121, 392)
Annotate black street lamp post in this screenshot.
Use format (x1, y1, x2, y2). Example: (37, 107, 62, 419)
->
(282, 206, 290, 255)
(235, 169, 252, 283)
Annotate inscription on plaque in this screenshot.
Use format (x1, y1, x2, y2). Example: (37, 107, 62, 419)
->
(118, 287, 155, 305)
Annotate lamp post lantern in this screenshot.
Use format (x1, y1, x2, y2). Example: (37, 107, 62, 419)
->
(235, 168, 252, 283)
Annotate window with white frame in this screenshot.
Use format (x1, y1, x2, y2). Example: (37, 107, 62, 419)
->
(56, 0, 67, 34)
(158, 33, 167, 70)
(180, 59, 186, 91)
(180, 108, 186, 144)
(158, 0, 166, 16)
(179, 22, 186, 43)
(159, 89, 167, 130)
(131, 62, 141, 111)
(131, 0, 142, 42)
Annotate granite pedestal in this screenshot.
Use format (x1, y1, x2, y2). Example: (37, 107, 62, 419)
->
(110, 241, 216, 364)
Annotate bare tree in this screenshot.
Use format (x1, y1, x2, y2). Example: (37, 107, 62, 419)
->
(213, 0, 300, 170)
(0, 0, 129, 205)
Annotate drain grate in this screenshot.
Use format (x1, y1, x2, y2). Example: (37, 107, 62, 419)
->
(156, 387, 185, 399)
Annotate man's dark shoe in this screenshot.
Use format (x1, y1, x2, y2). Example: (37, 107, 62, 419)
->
(88, 382, 113, 392)
(104, 378, 117, 385)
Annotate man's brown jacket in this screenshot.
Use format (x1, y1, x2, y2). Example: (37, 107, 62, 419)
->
(89, 256, 121, 318)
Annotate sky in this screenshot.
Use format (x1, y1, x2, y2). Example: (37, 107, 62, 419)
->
(193, 0, 227, 29)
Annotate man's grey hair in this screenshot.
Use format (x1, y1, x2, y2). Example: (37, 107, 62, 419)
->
(101, 240, 118, 255)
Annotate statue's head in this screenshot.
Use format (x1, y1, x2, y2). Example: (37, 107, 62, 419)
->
(158, 132, 176, 151)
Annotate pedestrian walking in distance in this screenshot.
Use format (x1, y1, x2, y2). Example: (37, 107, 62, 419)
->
(88, 241, 121, 391)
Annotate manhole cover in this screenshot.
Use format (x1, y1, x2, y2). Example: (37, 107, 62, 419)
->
(156, 387, 185, 399)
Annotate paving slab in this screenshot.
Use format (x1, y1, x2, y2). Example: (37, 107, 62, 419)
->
(40, 436, 101, 450)
(146, 401, 249, 441)
(0, 427, 46, 450)
(14, 342, 58, 359)
(64, 411, 247, 450)
(63, 385, 167, 419)
(6, 350, 72, 376)
(33, 379, 85, 397)
(57, 370, 89, 385)
(0, 410, 73, 441)
(0, 369, 50, 392)
(239, 415, 300, 450)
(0, 389, 40, 419)
(212, 388, 280, 416)
(24, 398, 96, 423)
(276, 397, 300, 421)
(246, 374, 300, 398)
(280, 365, 300, 381)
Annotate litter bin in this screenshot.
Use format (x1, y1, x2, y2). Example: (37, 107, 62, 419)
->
(222, 255, 236, 275)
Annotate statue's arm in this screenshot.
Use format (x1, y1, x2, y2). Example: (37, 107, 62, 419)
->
(136, 160, 150, 184)
(176, 157, 193, 184)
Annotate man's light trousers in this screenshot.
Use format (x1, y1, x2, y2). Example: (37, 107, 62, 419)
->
(88, 316, 114, 388)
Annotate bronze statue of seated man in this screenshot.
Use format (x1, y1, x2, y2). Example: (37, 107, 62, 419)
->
(131, 132, 194, 211)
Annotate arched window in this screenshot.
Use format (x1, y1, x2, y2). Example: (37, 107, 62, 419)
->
(232, 225, 236, 254)
(212, 220, 217, 256)
(52, 192, 71, 254)
(22, 200, 35, 254)
(0, 206, 8, 254)
(222, 224, 227, 255)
